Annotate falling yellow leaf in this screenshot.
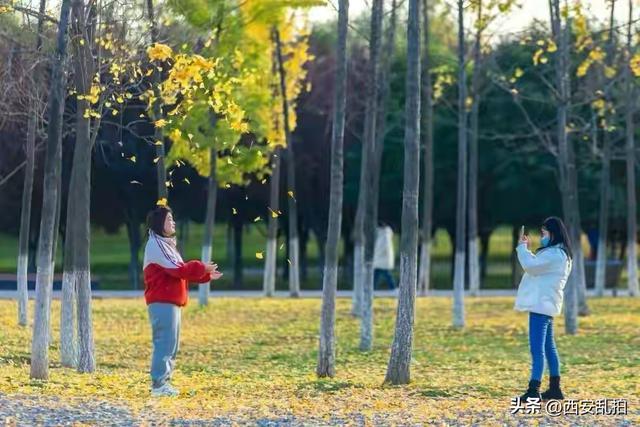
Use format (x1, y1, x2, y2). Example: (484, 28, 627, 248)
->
(279, 243, 284, 250)
(255, 252, 263, 259)
(287, 259, 291, 265)
(261, 179, 267, 184)
(232, 208, 237, 215)
(253, 216, 261, 222)
(129, 156, 136, 163)
(269, 208, 279, 218)
(165, 180, 171, 187)
(156, 198, 168, 207)
(130, 180, 142, 185)
(153, 157, 160, 164)
(225, 184, 231, 188)
(183, 178, 190, 184)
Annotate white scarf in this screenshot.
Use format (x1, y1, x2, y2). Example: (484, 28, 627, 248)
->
(143, 230, 184, 269)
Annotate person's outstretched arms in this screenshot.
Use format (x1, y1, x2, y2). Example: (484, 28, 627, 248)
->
(164, 260, 221, 283)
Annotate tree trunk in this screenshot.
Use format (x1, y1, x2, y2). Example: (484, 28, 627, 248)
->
(385, 0, 421, 385)
(479, 231, 489, 281)
(17, 0, 47, 327)
(126, 218, 141, 290)
(233, 221, 243, 289)
(595, 2, 616, 297)
(317, 0, 348, 378)
(467, 0, 482, 297)
(418, 0, 434, 297)
(360, 0, 384, 352)
(200, 146, 217, 306)
(550, 0, 578, 334)
(274, 28, 301, 298)
(300, 226, 309, 283)
(31, 0, 72, 380)
(511, 225, 523, 288)
(145, 0, 167, 199)
(17, 106, 37, 327)
(625, 0, 639, 297)
(177, 219, 188, 254)
(452, 0, 467, 329)
(263, 151, 281, 296)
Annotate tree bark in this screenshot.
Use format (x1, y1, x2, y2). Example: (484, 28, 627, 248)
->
(17, 0, 47, 327)
(200, 146, 217, 306)
(550, 0, 578, 334)
(626, 0, 639, 297)
(274, 28, 301, 298)
(233, 220, 243, 289)
(467, 0, 482, 297)
(360, 0, 384, 352)
(385, 0, 421, 385)
(145, 0, 167, 199)
(317, 0, 348, 378)
(418, 0, 434, 297)
(595, 1, 616, 297)
(30, 0, 72, 380)
(263, 150, 280, 296)
(126, 218, 141, 290)
(452, 0, 467, 329)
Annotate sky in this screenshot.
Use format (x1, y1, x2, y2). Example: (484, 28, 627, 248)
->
(308, 0, 634, 37)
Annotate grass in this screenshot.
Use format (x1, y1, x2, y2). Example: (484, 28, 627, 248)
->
(0, 297, 638, 424)
(0, 225, 618, 291)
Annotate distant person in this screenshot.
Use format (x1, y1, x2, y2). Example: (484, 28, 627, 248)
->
(373, 223, 396, 290)
(143, 203, 222, 397)
(514, 216, 572, 403)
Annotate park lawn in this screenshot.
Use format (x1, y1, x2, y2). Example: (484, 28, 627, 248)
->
(0, 297, 638, 424)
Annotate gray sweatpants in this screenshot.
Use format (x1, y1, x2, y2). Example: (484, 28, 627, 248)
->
(148, 303, 181, 389)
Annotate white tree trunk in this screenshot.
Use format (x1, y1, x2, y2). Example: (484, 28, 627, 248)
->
(351, 243, 364, 315)
(199, 244, 212, 304)
(263, 237, 277, 296)
(289, 236, 301, 297)
(468, 238, 480, 297)
(76, 269, 95, 372)
(60, 271, 78, 367)
(17, 254, 29, 326)
(418, 241, 432, 296)
(359, 258, 374, 351)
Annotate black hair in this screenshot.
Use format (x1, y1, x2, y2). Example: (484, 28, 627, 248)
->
(146, 206, 173, 237)
(536, 216, 573, 260)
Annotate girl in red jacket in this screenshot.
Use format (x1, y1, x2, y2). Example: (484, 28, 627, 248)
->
(143, 205, 222, 397)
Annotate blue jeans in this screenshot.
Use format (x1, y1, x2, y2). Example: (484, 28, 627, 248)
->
(374, 269, 396, 289)
(148, 303, 181, 388)
(529, 311, 561, 382)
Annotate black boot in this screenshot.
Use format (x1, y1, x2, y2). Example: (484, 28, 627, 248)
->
(541, 375, 564, 400)
(519, 379, 542, 402)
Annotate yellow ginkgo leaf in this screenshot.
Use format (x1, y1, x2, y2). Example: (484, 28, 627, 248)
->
(156, 198, 167, 207)
(255, 252, 263, 259)
(232, 208, 237, 215)
(153, 157, 160, 164)
(183, 178, 190, 184)
(253, 216, 261, 222)
(288, 191, 294, 198)
(129, 156, 136, 163)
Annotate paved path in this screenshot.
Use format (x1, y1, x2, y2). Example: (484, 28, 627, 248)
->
(0, 289, 631, 300)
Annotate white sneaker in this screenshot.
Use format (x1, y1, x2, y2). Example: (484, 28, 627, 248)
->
(151, 383, 179, 397)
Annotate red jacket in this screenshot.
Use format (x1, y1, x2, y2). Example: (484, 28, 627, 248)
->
(143, 260, 212, 306)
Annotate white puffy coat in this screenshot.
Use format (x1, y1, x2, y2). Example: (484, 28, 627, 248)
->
(373, 226, 395, 270)
(514, 243, 572, 317)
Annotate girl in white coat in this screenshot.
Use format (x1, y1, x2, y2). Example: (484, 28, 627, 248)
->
(514, 216, 573, 402)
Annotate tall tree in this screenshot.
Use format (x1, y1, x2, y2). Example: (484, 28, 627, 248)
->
(30, 0, 73, 380)
(17, 0, 47, 327)
(418, 0, 434, 296)
(317, 0, 348, 378)
(274, 27, 301, 298)
(550, 0, 579, 334)
(352, 0, 384, 320)
(467, 0, 483, 297)
(145, 0, 167, 199)
(385, 0, 421, 385)
(199, 145, 217, 306)
(625, 0, 639, 297)
(452, 0, 467, 328)
(594, 0, 616, 297)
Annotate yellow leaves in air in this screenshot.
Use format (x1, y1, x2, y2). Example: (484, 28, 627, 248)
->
(128, 156, 136, 163)
(183, 178, 190, 185)
(532, 49, 547, 66)
(287, 190, 296, 201)
(78, 85, 101, 104)
(156, 198, 168, 207)
(153, 157, 160, 164)
(255, 252, 264, 259)
(253, 216, 261, 222)
(147, 43, 173, 62)
(154, 119, 168, 128)
(232, 208, 237, 215)
(268, 208, 281, 218)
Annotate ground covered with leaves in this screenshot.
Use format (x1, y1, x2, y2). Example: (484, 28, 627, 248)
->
(0, 297, 638, 425)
